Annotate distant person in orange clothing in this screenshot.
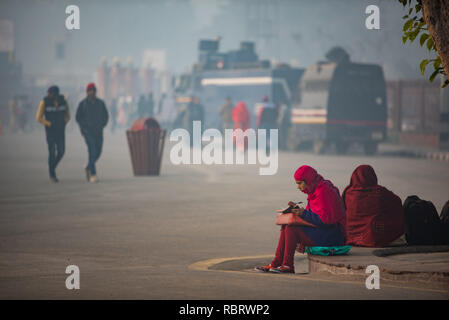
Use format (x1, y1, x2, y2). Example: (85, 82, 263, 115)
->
(232, 101, 251, 152)
(36, 86, 70, 182)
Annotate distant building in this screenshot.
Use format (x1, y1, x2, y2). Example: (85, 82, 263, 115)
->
(0, 19, 23, 127)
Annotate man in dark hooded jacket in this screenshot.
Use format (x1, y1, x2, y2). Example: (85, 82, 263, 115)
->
(76, 83, 108, 183)
(36, 85, 70, 182)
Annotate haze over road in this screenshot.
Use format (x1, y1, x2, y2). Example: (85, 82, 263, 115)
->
(0, 132, 448, 299)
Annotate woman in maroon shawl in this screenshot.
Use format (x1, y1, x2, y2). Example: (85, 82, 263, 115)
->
(232, 101, 251, 151)
(343, 165, 405, 247)
(256, 165, 346, 273)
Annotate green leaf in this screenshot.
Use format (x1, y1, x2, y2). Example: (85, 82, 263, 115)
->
(420, 59, 429, 75)
(419, 33, 429, 46)
(429, 69, 440, 82)
(402, 36, 408, 44)
(403, 18, 414, 31)
(427, 37, 434, 51)
(434, 56, 441, 69)
(442, 80, 449, 88)
(409, 28, 420, 41)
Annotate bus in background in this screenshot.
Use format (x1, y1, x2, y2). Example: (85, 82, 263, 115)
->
(173, 39, 304, 129)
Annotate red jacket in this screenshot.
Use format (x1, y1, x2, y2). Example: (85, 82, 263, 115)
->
(232, 101, 250, 130)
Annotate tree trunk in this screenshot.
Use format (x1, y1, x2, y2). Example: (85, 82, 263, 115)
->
(421, 0, 449, 79)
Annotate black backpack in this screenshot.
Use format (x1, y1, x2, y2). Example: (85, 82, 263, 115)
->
(403, 195, 442, 245)
(440, 200, 449, 245)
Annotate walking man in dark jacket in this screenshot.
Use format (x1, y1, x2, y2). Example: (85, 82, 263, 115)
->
(219, 97, 233, 133)
(76, 83, 108, 183)
(36, 85, 70, 182)
(185, 96, 204, 145)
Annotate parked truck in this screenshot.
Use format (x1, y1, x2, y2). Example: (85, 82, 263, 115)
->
(287, 59, 387, 154)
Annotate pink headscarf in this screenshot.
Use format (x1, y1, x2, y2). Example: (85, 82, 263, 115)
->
(294, 165, 346, 228)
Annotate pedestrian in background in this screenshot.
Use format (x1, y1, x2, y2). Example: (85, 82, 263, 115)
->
(137, 95, 147, 118)
(36, 85, 70, 182)
(117, 96, 129, 128)
(232, 101, 250, 152)
(157, 93, 166, 115)
(277, 102, 291, 150)
(147, 93, 155, 117)
(16, 95, 32, 133)
(219, 96, 233, 133)
(258, 95, 278, 130)
(185, 96, 204, 143)
(109, 98, 118, 133)
(257, 95, 278, 152)
(76, 83, 109, 183)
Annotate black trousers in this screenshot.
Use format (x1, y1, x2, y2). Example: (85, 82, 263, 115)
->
(83, 132, 103, 176)
(46, 132, 65, 177)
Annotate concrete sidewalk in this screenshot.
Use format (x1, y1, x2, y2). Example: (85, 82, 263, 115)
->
(308, 246, 449, 285)
(203, 246, 449, 291)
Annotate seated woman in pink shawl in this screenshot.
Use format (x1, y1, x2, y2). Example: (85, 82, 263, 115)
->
(256, 165, 346, 273)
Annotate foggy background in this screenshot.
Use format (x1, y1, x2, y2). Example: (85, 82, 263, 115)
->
(1, 0, 449, 300)
(0, 0, 431, 80)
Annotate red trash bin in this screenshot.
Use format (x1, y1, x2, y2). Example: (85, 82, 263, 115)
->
(126, 118, 166, 176)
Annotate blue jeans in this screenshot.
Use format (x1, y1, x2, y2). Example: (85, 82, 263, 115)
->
(83, 132, 103, 176)
(46, 132, 65, 177)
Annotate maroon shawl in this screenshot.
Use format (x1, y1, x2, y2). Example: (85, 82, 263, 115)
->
(342, 165, 405, 247)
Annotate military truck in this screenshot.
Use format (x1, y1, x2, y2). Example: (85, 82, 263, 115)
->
(174, 39, 304, 128)
(287, 59, 387, 155)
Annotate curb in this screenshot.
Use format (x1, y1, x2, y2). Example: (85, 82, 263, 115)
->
(380, 148, 449, 162)
(307, 254, 449, 285)
(188, 254, 449, 293)
(372, 245, 449, 257)
(412, 149, 449, 162)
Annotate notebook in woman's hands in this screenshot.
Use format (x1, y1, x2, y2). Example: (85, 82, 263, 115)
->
(276, 201, 303, 214)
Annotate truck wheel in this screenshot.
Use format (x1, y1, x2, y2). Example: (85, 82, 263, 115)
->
(335, 141, 349, 154)
(313, 140, 326, 154)
(364, 142, 378, 155)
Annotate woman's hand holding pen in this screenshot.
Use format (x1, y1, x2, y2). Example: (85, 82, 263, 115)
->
(288, 201, 297, 208)
(291, 207, 305, 217)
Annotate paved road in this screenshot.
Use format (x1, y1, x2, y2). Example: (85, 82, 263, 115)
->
(0, 131, 448, 299)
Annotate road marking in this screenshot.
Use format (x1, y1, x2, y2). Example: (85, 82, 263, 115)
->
(188, 255, 449, 294)
(189, 254, 273, 271)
